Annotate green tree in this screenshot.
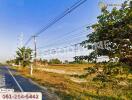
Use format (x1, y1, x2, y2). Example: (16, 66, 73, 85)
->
(42, 59, 48, 64)
(49, 58, 62, 64)
(82, 1, 132, 65)
(16, 47, 32, 67)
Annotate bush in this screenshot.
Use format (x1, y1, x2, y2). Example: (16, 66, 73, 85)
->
(119, 56, 132, 66)
(93, 73, 110, 82)
(103, 62, 130, 75)
(84, 67, 97, 74)
(49, 59, 62, 64)
(69, 60, 87, 64)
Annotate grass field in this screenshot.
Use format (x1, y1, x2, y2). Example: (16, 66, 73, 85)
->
(11, 63, 132, 100)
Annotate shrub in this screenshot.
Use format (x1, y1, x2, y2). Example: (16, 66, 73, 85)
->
(93, 73, 110, 82)
(84, 67, 97, 74)
(49, 59, 62, 64)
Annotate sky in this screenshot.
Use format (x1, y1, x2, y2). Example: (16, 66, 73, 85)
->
(0, 0, 125, 62)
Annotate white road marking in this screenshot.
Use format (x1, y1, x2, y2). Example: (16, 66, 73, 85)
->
(0, 75, 5, 88)
(5, 66, 24, 92)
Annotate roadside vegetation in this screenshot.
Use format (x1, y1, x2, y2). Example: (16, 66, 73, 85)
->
(7, 1, 132, 100)
(11, 63, 132, 100)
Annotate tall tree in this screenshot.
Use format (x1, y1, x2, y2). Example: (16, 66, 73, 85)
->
(82, 1, 132, 65)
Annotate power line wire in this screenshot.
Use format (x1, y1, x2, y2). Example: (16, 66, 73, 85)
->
(37, 32, 87, 49)
(36, 25, 92, 49)
(35, 0, 87, 36)
(39, 24, 91, 46)
(24, 0, 88, 46)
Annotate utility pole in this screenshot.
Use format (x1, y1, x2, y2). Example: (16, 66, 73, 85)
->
(74, 44, 77, 63)
(17, 33, 24, 48)
(17, 33, 24, 67)
(33, 35, 37, 63)
(30, 35, 37, 76)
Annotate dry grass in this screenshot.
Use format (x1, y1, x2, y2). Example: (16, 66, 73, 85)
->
(11, 65, 98, 99)
(38, 64, 95, 72)
(11, 64, 132, 100)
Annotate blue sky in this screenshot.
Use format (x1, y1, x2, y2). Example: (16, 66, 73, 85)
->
(0, 0, 125, 62)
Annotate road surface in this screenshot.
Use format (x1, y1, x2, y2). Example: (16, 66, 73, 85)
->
(0, 66, 58, 100)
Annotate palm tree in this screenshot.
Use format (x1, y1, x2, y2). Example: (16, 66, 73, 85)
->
(16, 47, 32, 67)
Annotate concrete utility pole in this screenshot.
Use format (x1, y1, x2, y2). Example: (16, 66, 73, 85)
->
(74, 44, 77, 57)
(17, 33, 24, 67)
(33, 35, 37, 63)
(17, 33, 24, 48)
(30, 35, 37, 76)
(74, 44, 78, 62)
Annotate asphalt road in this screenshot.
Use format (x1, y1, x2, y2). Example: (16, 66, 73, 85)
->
(0, 66, 58, 100)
